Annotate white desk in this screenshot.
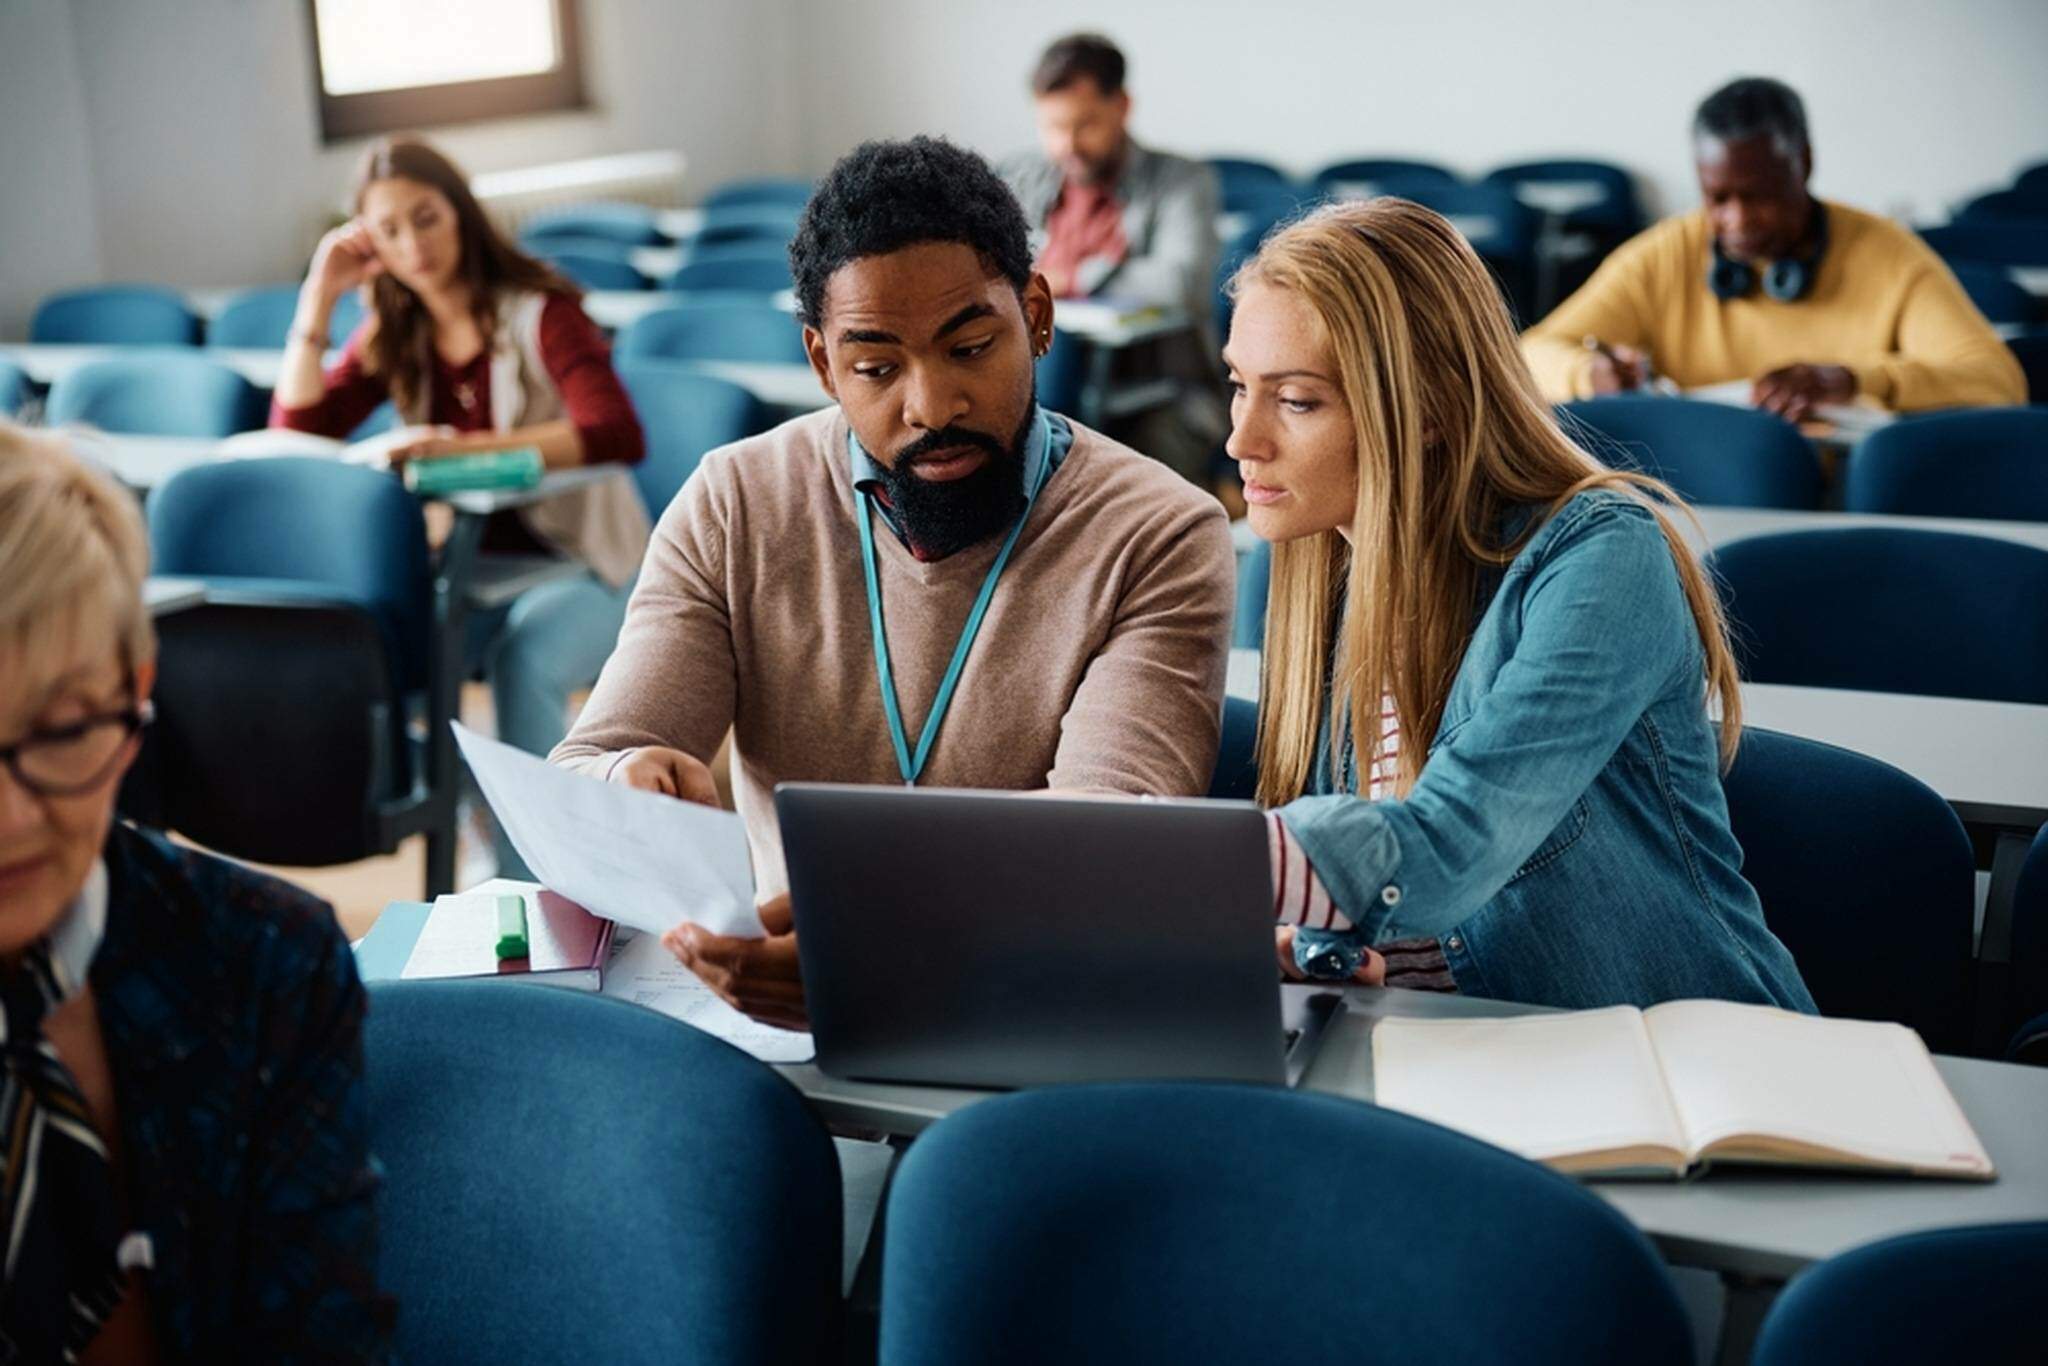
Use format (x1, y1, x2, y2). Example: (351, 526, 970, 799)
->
(1685, 505, 2048, 558)
(143, 576, 206, 617)
(1224, 649, 2048, 830)
(1, 342, 300, 390)
(689, 360, 830, 412)
(2011, 266, 2048, 299)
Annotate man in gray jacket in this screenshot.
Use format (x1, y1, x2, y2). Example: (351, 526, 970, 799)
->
(1002, 33, 1224, 483)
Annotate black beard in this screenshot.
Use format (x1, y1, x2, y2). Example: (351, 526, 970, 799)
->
(875, 398, 1037, 560)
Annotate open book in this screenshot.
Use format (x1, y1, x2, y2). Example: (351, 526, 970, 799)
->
(1684, 378, 1896, 437)
(1372, 1001, 1994, 1180)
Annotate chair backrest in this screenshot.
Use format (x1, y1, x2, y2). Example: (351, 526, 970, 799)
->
(2009, 333, 2048, 404)
(1944, 260, 2040, 326)
(132, 598, 406, 864)
(1232, 535, 1270, 649)
(518, 229, 639, 262)
(518, 200, 664, 247)
(45, 352, 265, 437)
(1560, 395, 1824, 509)
(880, 1084, 1691, 1366)
(1311, 157, 1459, 199)
(1034, 325, 1087, 418)
(1720, 727, 1976, 1051)
(148, 456, 433, 691)
(703, 176, 815, 211)
(1709, 527, 2048, 704)
(1208, 695, 1259, 800)
(690, 205, 800, 252)
(1845, 408, 2048, 520)
(1750, 1222, 2048, 1366)
(31, 284, 200, 345)
(615, 360, 771, 516)
(544, 250, 649, 292)
(1207, 156, 1292, 192)
(0, 358, 28, 419)
(2009, 823, 2048, 1052)
(367, 981, 842, 1365)
(665, 251, 793, 294)
(1955, 189, 2048, 225)
(1483, 159, 1644, 232)
(616, 302, 807, 364)
(206, 284, 305, 349)
(1399, 181, 1539, 256)
(1918, 221, 2048, 267)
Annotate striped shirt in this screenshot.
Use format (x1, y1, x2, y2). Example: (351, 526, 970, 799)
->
(1268, 693, 1456, 992)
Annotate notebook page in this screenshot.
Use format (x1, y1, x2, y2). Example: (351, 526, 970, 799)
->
(1645, 1001, 1991, 1174)
(1372, 1008, 1686, 1165)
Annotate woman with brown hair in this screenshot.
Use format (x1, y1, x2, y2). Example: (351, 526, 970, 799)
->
(1229, 199, 1812, 1011)
(272, 133, 649, 878)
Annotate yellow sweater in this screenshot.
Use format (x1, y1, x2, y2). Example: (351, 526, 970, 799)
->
(1521, 200, 2025, 411)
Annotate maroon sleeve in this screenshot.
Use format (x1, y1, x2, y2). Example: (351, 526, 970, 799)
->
(536, 293, 645, 466)
(268, 321, 389, 437)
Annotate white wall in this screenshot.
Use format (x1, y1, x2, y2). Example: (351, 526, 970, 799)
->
(38, 0, 798, 300)
(0, 0, 109, 338)
(11, 0, 2047, 338)
(785, 0, 2048, 225)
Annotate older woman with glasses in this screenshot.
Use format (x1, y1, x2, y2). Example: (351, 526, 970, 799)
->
(0, 423, 392, 1362)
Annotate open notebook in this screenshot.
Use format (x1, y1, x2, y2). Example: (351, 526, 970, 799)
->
(1684, 379, 1896, 437)
(1373, 1001, 1993, 1180)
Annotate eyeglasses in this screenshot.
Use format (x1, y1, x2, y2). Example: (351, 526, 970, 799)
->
(0, 700, 154, 798)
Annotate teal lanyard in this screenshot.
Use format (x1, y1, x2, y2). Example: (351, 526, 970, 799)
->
(857, 411, 1053, 785)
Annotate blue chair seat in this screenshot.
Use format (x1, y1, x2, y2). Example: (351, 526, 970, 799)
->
(519, 201, 664, 247)
(617, 302, 807, 365)
(614, 359, 772, 516)
(665, 252, 793, 294)
(703, 177, 815, 212)
(544, 250, 649, 291)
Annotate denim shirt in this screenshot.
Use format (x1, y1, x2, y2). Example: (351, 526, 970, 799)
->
(1281, 490, 1816, 1013)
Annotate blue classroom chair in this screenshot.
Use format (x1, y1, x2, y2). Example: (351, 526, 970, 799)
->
(544, 250, 649, 291)
(208, 284, 367, 349)
(31, 284, 201, 345)
(1310, 157, 1458, 199)
(0, 358, 28, 418)
(614, 360, 771, 517)
(367, 982, 841, 1365)
(1846, 408, 2048, 521)
(617, 302, 807, 365)
(1750, 1222, 2048, 1366)
(1955, 189, 2048, 225)
(519, 201, 664, 247)
(688, 203, 802, 253)
(2015, 162, 2048, 201)
(1232, 535, 1269, 649)
(1208, 695, 1259, 800)
(1709, 528, 2048, 705)
(45, 352, 265, 437)
(1207, 157, 1297, 214)
(2009, 333, 2048, 404)
(1946, 260, 2040, 326)
(1919, 221, 2048, 268)
(1400, 181, 1541, 320)
(1484, 159, 1644, 235)
(880, 1084, 1691, 1366)
(664, 251, 793, 294)
(2005, 824, 2048, 1060)
(1561, 395, 1824, 509)
(1721, 728, 1976, 1052)
(703, 177, 815, 212)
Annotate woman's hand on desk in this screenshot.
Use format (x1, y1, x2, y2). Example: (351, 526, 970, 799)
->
(1274, 927, 1386, 986)
(663, 894, 808, 1030)
(608, 746, 721, 807)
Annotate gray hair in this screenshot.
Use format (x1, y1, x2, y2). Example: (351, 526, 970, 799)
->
(1693, 77, 1809, 162)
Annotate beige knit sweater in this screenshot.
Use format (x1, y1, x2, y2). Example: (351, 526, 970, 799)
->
(551, 406, 1236, 896)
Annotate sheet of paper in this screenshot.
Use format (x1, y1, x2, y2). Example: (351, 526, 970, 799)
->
(1682, 379, 1895, 434)
(453, 722, 762, 939)
(399, 893, 506, 979)
(601, 928, 814, 1064)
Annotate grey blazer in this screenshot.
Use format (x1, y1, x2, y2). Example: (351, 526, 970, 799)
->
(1002, 139, 1221, 329)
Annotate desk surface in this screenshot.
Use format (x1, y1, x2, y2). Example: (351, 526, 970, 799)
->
(3, 341, 302, 390)
(1686, 504, 2048, 557)
(143, 575, 206, 617)
(1224, 648, 2048, 829)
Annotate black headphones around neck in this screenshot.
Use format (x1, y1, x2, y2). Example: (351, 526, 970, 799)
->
(1707, 199, 1829, 303)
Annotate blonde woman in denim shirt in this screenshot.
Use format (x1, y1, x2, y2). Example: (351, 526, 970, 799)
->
(1228, 200, 1814, 1013)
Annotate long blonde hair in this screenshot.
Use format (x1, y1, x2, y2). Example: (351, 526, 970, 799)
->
(1238, 199, 1741, 808)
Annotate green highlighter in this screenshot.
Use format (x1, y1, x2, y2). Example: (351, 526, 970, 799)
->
(493, 894, 530, 961)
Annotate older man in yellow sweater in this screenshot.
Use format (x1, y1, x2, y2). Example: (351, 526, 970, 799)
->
(1523, 77, 2023, 420)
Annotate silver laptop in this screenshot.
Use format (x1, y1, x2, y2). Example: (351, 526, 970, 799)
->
(775, 784, 1344, 1089)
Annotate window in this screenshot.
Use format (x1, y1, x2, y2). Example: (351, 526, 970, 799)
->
(307, 0, 585, 142)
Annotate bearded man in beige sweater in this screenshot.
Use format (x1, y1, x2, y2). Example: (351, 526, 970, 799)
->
(552, 137, 1236, 1027)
